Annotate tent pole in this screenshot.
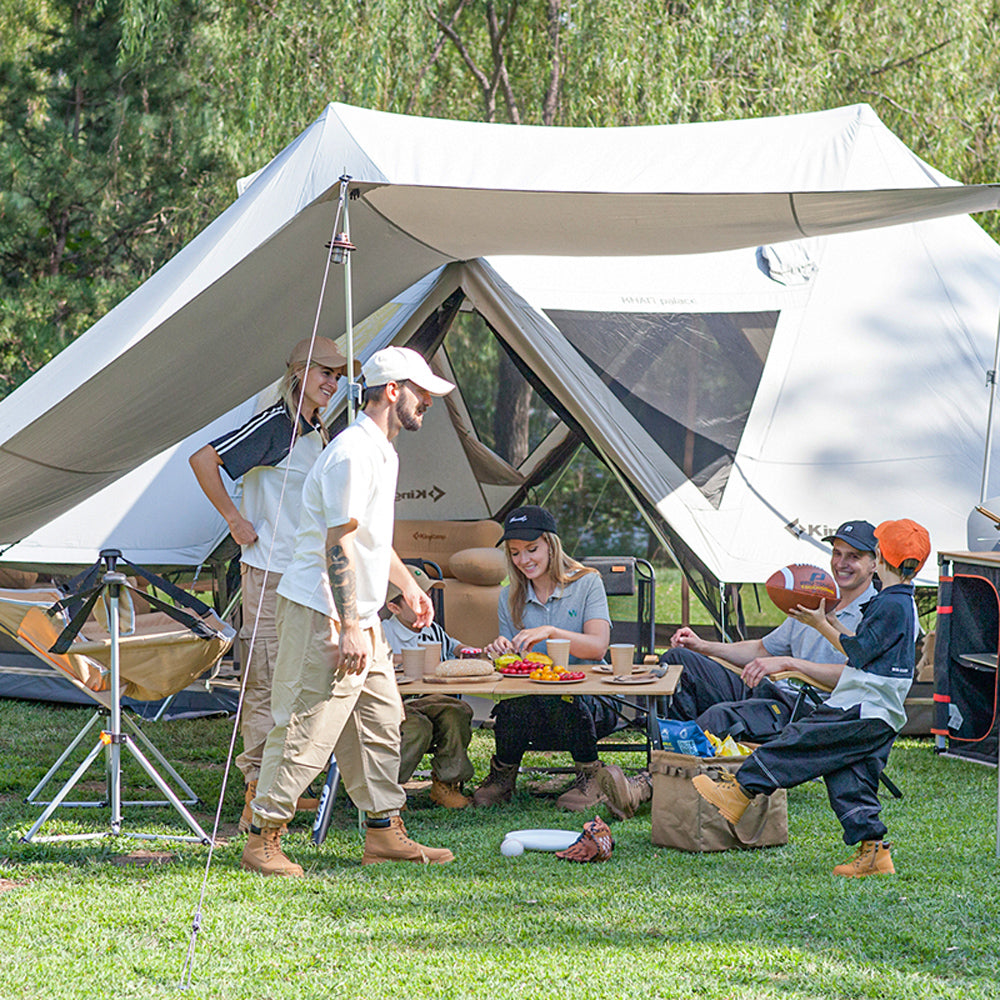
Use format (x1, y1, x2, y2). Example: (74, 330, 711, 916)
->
(340, 175, 358, 425)
(979, 300, 1000, 503)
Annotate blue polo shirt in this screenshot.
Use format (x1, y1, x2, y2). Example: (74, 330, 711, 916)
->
(496, 570, 610, 664)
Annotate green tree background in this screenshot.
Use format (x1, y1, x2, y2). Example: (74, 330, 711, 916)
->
(3, 0, 999, 556)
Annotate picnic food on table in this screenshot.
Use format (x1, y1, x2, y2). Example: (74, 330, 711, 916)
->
(494, 651, 552, 671)
(528, 664, 586, 681)
(434, 658, 494, 677)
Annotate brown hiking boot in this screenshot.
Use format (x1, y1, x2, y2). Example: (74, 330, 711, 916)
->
(472, 756, 518, 807)
(833, 840, 895, 877)
(429, 777, 471, 809)
(361, 816, 454, 865)
(240, 825, 304, 877)
(557, 761, 607, 812)
(597, 765, 652, 820)
(692, 770, 751, 824)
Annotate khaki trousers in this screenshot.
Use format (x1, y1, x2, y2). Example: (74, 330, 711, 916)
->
(235, 564, 280, 782)
(251, 596, 406, 827)
(399, 695, 474, 785)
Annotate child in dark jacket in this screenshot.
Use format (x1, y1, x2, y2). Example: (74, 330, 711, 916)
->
(693, 518, 930, 877)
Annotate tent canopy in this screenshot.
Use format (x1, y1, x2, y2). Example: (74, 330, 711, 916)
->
(1, 102, 999, 544)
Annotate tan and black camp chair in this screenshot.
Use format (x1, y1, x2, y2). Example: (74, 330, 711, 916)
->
(0, 553, 234, 843)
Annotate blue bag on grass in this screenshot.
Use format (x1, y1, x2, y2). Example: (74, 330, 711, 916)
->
(657, 718, 715, 757)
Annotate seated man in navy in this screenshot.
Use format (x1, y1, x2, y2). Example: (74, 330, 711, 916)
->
(660, 521, 878, 742)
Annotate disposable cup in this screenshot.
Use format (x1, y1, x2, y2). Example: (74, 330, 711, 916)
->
(609, 643, 635, 676)
(423, 641, 442, 672)
(547, 638, 571, 669)
(402, 647, 425, 679)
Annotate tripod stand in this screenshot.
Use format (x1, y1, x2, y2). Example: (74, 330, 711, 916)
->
(21, 550, 212, 845)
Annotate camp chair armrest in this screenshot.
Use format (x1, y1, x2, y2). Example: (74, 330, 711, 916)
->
(708, 655, 743, 676)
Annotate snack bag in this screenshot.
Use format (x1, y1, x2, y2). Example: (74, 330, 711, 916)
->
(657, 718, 715, 757)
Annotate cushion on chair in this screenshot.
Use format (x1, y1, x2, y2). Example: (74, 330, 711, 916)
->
(449, 547, 507, 587)
(393, 520, 502, 577)
(441, 580, 503, 649)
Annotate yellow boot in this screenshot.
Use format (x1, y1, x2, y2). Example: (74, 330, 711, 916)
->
(692, 770, 751, 824)
(833, 840, 895, 877)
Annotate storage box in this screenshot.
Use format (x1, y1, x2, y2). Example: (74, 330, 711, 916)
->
(649, 749, 788, 852)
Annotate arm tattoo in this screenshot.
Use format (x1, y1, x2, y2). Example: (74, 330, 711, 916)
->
(327, 543, 358, 624)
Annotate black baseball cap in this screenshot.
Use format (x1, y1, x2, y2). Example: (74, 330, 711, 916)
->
(500, 505, 559, 542)
(822, 519, 878, 554)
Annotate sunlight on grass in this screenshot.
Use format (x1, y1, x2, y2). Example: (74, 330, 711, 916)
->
(1, 703, 998, 1000)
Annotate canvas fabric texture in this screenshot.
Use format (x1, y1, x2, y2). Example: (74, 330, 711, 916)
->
(649, 749, 788, 853)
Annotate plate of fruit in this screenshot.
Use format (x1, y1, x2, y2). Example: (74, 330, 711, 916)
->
(495, 652, 553, 676)
(528, 666, 586, 684)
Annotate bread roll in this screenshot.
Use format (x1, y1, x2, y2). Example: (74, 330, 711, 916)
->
(434, 658, 494, 677)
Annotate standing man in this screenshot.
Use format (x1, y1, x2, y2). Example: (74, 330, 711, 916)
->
(242, 346, 456, 876)
(660, 521, 880, 742)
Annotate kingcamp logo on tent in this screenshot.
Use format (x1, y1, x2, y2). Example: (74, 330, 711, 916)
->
(397, 485, 446, 503)
(784, 519, 837, 540)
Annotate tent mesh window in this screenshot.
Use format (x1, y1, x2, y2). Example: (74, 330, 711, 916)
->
(544, 310, 779, 508)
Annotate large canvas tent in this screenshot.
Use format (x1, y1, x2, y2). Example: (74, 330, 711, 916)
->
(3, 102, 1000, 630)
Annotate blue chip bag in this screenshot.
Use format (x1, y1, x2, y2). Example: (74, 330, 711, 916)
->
(657, 718, 715, 757)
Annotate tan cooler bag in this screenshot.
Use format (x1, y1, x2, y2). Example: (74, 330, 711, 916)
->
(649, 749, 788, 852)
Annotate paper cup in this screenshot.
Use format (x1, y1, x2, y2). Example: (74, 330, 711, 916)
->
(423, 641, 442, 672)
(547, 638, 571, 669)
(609, 643, 635, 676)
(402, 646, 425, 680)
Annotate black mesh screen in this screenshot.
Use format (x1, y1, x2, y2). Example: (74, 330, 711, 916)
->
(543, 309, 778, 507)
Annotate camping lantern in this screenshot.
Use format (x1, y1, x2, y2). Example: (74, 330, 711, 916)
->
(327, 231, 356, 264)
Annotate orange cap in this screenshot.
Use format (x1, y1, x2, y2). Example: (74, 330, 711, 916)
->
(874, 519, 930, 573)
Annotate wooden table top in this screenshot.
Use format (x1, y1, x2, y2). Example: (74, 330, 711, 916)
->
(395, 662, 682, 699)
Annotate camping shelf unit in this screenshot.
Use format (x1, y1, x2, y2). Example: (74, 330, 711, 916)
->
(933, 551, 1000, 765)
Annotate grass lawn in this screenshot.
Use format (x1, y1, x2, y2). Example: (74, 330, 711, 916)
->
(1, 699, 998, 1000)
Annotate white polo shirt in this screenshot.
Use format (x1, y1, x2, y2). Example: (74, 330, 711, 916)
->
(210, 402, 325, 574)
(277, 412, 398, 629)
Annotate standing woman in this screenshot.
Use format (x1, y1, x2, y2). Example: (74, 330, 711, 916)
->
(189, 337, 349, 829)
(476, 506, 614, 810)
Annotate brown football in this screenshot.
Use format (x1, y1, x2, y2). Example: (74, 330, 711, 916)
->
(765, 563, 840, 615)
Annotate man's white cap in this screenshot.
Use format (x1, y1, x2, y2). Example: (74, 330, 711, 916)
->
(362, 346, 455, 396)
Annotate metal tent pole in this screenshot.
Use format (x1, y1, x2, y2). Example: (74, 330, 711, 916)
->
(979, 303, 1000, 503)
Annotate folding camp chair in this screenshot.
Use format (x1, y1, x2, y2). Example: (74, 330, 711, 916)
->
(0, 550, 235, 844)
(576, 556, 662, 759)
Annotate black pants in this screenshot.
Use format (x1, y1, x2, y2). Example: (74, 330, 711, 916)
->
(736, 703, 896, 844)
(492, 695, 620, 766)
(660, 648, 799, 741)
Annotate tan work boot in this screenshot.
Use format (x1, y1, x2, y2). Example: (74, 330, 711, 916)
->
(429, 776, 471, 809)
(241, 825, 304, 877)
(692, 770, 751, 824)
(239, 780, 257, 834)
(361, 816, 454, 865)
(472, 756, 518, 807)
(556, 761, 607, 812)
(833, 839, 895, 877)
(239, 780, 310, 833)
(597, 765, 652, 820)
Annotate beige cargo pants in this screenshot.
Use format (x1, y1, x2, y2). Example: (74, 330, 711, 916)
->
(250, 595, 406, 828)
(235, 564, 280, 782)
